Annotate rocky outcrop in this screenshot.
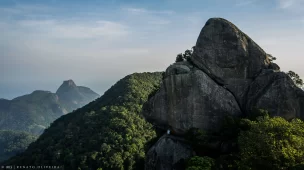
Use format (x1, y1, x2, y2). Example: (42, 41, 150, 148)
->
(246, 70, 304, 120)
(145, 135, 194, 170)
(144, 17, 304, 169)
(191, 18, 270, 84)
(144, 17, 304, 134)
(146, 62, 242, 134)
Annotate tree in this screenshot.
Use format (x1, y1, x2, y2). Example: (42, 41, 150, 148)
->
(176, 53, 184, 62)
(238, 115, 304, 170)
(267, 54, 277, 62)
(186, 156, 215, 170)
(2, 73, 163, 170)
(175, 46, 195, 62)
(287, 71, 303, 87)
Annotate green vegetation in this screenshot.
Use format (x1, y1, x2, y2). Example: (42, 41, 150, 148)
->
(0, 130, 37, 163)
(267, 53, 277, 62)
(176, 46, 195, 62)
(186, 156, 215, 170)
(0, 91, 66, 135)
(3, 72, 163, 170)
(186, 110, 304, 170)
(0, 82, 99, 136)
(238, 115, 304, 170)
(265, 54, 303, 88)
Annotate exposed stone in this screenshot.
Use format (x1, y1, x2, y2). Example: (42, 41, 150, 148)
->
(145, 17, 304, 169)
(268, 63, 280, 71)
(191, 18, 270, 85)
(145, 62, 242, 134)
(166, 61, 193, 76)
(224, 79, 252, 111)
(145, 135, 193, 170)
(246, 71, 304, 120)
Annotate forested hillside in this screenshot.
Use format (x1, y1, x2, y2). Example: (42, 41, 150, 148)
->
(0, 130, 37, 162)
(0, 91, 67, 135)
(2, 72, 163, 170)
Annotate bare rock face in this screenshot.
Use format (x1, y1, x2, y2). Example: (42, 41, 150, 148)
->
(246, 70, 304, 120)
(191, 18, 270, 84)
(145, 135, 193, 170)
(145, 61, 242, 134)
(190, 18, 272, 110)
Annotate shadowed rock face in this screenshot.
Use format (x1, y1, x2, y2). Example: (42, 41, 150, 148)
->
(246, 71, 304, 120)
(145, 135, 193, 170)
(146, 62, 242, 134)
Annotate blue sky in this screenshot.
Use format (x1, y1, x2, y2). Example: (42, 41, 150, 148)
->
(1, 0, 304, 99)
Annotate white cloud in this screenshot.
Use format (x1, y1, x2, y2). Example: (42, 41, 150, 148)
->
(17, 19, 129, 39)
(277, 0, 304, 11)
(278, 0, 295, 9)
(123, 7, 174, 15)
(235, 0, 256, 6)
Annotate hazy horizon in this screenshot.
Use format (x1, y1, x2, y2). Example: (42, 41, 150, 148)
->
(1, 0, 304, 99)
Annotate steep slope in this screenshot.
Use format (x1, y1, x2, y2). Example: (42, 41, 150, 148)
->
(0, 130, 37, 163)
(2, 72, 163, 170)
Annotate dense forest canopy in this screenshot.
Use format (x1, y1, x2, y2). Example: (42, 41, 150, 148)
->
(185, 110, 304, 170)
(0, 130, 37, 163)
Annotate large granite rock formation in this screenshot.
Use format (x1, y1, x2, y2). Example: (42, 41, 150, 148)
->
(246, 70, 304, 120)
(145, 61, 242, 134)
(144, 17, 304, 169)
(144, 18, 304, 133)
(191, 18, 270, 84)
(145, 135, 194, 170)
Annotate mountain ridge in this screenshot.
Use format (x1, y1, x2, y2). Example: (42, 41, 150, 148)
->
(0, 79, 100, 136)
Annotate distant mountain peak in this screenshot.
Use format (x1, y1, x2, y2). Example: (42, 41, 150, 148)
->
(62, 79, 77, 87)
(56, 80, 77, 95)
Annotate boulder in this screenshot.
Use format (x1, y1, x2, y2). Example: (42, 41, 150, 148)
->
(144, 61, 242, 134)
(246, 70, 304, 120)
(145, 135, 193, 170)
(268, 63, 280, 71)
(191, 18, 270, 85)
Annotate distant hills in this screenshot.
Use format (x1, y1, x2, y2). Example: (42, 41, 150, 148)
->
(0, 80, 99, 163)
(0, 130, 37, 163)
(0, 80, 99, 135)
